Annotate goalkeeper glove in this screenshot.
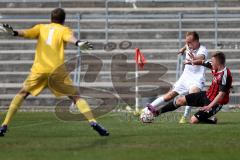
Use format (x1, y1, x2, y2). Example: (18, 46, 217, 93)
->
(75, 40, 93, 50)
(2, 24, 18, 36)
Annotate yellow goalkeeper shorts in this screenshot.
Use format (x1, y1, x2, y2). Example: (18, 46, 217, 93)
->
(23, 72, 78, 97)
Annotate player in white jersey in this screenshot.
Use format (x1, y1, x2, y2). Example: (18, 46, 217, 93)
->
(145, 31, 208, 124)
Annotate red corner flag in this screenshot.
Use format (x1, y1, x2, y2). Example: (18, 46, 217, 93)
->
(135, 48, 146, 69)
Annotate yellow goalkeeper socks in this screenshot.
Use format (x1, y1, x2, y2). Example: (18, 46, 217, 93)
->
(76, 99, 96, 123)
(2, 94, 24, 126)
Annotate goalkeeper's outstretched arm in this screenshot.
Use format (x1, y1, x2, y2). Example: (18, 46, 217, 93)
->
(2, 24, 27, 37)
(2, 24, 19, 36)
(67, 36, 93, 50)
(3, 23, 93, 50)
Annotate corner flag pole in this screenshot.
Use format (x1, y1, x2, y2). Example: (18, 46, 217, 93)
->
(134, 48, 146, 113)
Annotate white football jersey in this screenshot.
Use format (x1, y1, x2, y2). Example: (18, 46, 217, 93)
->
(181, 45, 208, 83)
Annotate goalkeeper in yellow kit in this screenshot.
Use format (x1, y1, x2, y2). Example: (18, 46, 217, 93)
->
(0, 8, 109, 136)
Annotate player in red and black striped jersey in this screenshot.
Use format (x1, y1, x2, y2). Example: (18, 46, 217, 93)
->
(204, 61, 232, 105)
(147, 51, 232, 124)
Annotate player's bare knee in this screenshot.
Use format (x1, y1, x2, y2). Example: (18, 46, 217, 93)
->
(164, 91, 178, 101)
(190, 116, 199, 124)
(189, 86, 201, 94)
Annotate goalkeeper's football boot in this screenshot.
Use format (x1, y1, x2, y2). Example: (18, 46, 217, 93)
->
(179, 116, 188, 124)
(90, 122, 109, 136)
(0, 125, 8, 137)
(147, 104, 159, 117)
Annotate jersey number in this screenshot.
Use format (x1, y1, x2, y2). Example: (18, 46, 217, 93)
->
(46, 28, 55, 46)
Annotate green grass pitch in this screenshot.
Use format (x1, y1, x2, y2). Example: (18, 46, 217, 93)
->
(0, 112, 240, 160)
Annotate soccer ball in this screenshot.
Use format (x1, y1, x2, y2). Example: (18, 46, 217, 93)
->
(140, 108, 154, 123)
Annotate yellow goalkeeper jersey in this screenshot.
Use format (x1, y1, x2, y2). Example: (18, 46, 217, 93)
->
(23, 23, 73, 73)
